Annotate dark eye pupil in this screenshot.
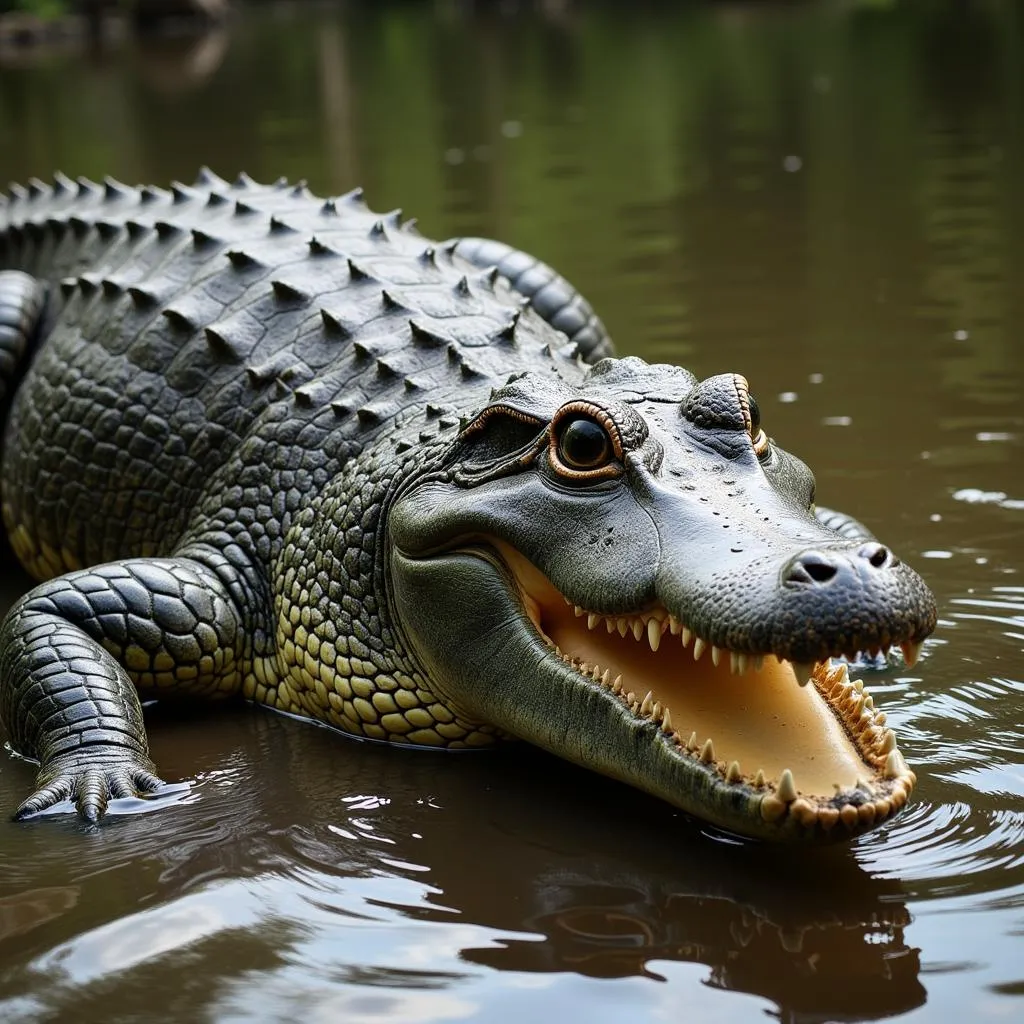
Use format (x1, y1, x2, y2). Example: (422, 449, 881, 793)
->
(559, 418, 610, 469)
(748, 395, 761, 435)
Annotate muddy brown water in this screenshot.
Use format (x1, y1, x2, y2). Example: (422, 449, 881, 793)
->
(1, 3, 1022, 1021)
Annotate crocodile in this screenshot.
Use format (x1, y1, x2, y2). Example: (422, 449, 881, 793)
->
(0, 170, 936, 842)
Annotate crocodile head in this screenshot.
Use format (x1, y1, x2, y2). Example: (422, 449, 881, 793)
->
(388, 357, 937, 842)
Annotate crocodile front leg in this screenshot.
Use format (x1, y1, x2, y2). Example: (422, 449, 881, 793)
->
(0, 549, 266, 821)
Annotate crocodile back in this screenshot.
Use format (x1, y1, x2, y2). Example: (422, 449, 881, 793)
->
(0, 173, 585, 578)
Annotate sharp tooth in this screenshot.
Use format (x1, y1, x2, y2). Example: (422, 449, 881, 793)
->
(640, 691, 654, 717)
(681, 627, 692, 648)
(851, 695, 865, 718)
(661, 708, 673, 733)
(686, 731, 699, 752)
(591, 664, 602, 680)
(754, 769, 766, 788)
(737, 654, 749, 674)
(884, 749, 908, 779)
(754, 655, 764, 672)
(726, 761, 742, 784)
(854, 679, 864, 693)
(632, 619, 644, 642)
(668, 616, 681, 636)
(863, 694, 874, 710)
(606, 618, 615, 634)
(730, 652, 739, 674)
(776, 769, 798, 803)
(617, 618, 628, 638)
(711, 646, 722, 667)
(626, 691, 636, 705)
(587, 613, 600, 630)
(574, 605, 585, 618)
(554, 645, 563, 657)
(700, 738, 715, 763)
(875, 711, 888, 727)
(651, 701, 662, 722)
(601, 669, 611, 687)
(880, 729, 897, 753)
(693, 638, 706, 661)
(790, 661, 815, 687)
(612, 675, 623, 693)
(648, 618, 662, 652)
(580, 661, 591, 675)
(856, 777, 875, 795)
(901, 640, 922, 667)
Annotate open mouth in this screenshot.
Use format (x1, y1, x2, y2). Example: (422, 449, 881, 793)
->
(492, 541, 918, 836)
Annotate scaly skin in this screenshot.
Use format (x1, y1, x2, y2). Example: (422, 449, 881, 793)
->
(0, 170, 936, 840)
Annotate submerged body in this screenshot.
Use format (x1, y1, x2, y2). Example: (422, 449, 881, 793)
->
(0, 171, 936, 841)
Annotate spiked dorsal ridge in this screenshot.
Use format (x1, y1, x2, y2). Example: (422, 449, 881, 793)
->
(139, 185, 166, 205)
(226, 249, 260, 269)
(409, 319, 450, 347)
(271, 279, 308, 303)
(103, 177, 131, 202)
(321, 309, 352, 339)
(194, 167, 229, 190)
(347, 258, 374, 283)
(128, 286, 159, 308)
(162, 307, 194, 330)
(205, 326, 240, 359)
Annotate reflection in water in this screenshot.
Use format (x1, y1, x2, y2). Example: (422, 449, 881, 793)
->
(0, 710, 925, 1021)
(1, 1, 1024, 1021)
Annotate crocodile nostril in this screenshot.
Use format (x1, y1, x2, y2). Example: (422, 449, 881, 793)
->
(859, 543, 894, 570)
(784, 552, 839, 585)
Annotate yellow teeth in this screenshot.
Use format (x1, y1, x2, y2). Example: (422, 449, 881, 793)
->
(552, 601, 916, 833)
(776, 769, 798, 803)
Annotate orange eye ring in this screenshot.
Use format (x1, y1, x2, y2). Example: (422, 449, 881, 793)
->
(548, 402, 624, 481)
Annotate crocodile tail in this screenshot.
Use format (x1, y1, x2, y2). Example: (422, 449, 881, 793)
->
(448, 237, 614, 363)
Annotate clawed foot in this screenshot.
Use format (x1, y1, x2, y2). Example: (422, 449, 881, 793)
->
(14, 751, 174, 823)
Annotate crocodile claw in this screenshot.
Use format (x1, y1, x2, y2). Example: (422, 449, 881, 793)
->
(14, 752, 168, 823)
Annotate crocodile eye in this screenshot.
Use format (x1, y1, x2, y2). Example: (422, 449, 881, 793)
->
(557, 417, 612, 470)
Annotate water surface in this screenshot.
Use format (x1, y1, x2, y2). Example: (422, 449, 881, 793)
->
(1, 3, 1022, 1021)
